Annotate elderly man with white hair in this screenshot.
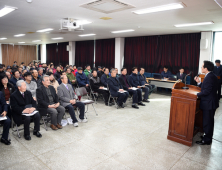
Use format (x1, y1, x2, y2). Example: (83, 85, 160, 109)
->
(10, 80, 42, 141)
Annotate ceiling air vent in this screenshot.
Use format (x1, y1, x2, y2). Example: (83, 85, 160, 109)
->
(80, 0, 135, 14)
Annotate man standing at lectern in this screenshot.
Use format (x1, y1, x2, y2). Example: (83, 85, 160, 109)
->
(194, 61, 219, 145)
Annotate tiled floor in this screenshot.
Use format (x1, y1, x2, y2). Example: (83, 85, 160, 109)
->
(0, 93, 222, 170)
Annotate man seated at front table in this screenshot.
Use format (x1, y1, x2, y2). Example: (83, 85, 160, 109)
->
(57, 75, 87, 127)
(129, 67, 150, 103)
(76, 67, 90, 93)
(138, 68, 156, 96)
(161, 66, 172, 79)
(10, 80, 42, 140)
(9, 70, 22, 89)
(24, 72, 37, 100)
(107, 69, 129, 108)
(119, 67, 145, 109)
(176, 67, 186, 83)
(90, 69, 112, 106)
(36, 75, 65, 131)
(101, 68, 110, 87)
(0, 91, 11, 145)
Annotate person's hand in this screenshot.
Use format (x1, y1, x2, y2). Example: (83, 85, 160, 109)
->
(86, 84, 89, 87)
(72, 99, 76, 105)
(6, 101, 9, 104)
(1, 111, 7, 117)
(128, 87, 132, 89)
(72, 80, 76, 83)
(99, 86, 104, 89)
(23, 108, 30, 113)
(48, 105, 56, 108)
(54, 103, 60, 108)
(137, 86, 141, 88)
(29, 107, 36, 113)
(119, 89, 124, 92)
(194, 76, 200, 83)
(145, 84, 149, 86)
(33, 97, 36, 101)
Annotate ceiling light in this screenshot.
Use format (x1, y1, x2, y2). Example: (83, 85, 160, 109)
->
(133, 2, 185, 14)
(111, 29, 135, 33)
(18, 42, 25, 44)
(14, 34, 25, 37)
(32, 40, 41, 42)
(52, 37, 63, 40)
(36, 28, 54, 32)
(79, 34, 96, 37)
(174, 21, 214, 27)
(0, 38, 7, 40)
(214, 0, 222, 8)
(0, 6, 18, 17)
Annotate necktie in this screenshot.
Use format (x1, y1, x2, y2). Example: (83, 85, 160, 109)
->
(180, 74, 182, 77)
(22, 93, 24, 98)
(65, 84, 69, 90)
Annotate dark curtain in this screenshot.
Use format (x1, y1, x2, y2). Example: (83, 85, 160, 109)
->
(58, 42, 69, 67)
(75, 40, 94, 68)
(95, 38, 115, 69)
(46, 43, 58, 65)
(38, 45, 41, 61)
(124, 33, 201, 82)
(46, 42, 69, 67)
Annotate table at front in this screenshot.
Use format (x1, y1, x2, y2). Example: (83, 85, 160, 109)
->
(146, 78, 177, 89)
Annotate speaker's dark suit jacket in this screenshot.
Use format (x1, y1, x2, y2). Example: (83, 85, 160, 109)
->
(36, 85, 59, 116)
(197, 72, 219, 110)
(10, 90, 37, 125)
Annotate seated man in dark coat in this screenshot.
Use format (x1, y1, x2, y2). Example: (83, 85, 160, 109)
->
(90, 69, 112, 106)
(107, 69, 129, 108)
(161, 66, 172, 79)
(0, 91, 11, 145)
(101, 68, 110, 87)
(138, 68, 156, 96)
(119, 67, 145, 109)
(129, 67, 150, 103)
(76, 67, 90, 93)
(10, 80, 42, 141)
(213, 60, 222, 100)
(9, 70, 22, 89)
(176, 67, 186, 83)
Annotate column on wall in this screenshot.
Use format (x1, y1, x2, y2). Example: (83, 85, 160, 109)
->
(69, 41, 75, 65)
(115, 38, 125, 74)
(40, 44, 46, 63)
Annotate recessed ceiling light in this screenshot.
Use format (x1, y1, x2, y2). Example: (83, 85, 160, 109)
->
(100, 17, 112, 20)
(111, 29, 135, 33)
(14, 34, 25, 37)
(0, 37, 7, 40)
(0, 6, 18, 17)
(18, 42, 25, 44)
(174, 21, 214, 27)
(79, 34, 96, 37)
(132, 2, 185, 14)
(51, 37, 63, 40)
(36, 28, 54, 32)
(32, 40, 41, 42)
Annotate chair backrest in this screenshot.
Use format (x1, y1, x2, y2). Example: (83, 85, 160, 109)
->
(186, 76, 191, 85)
(75, 87, 88, 97)
(144, 72, 152, 78)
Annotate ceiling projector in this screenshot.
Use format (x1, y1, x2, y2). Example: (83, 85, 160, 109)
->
(60, 18, 92, 31)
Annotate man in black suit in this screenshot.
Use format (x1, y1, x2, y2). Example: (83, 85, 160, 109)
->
(176, 67, 186, 83)
(36, 75, 65, 131)
(10, 80, 42, 140)
(9, 70, 22, 89)
(0, 91, 11, 145)
(107, 69, 129, 108)
(194, 61, 219, 145)
(119, 67, 145, 109)
(213, 60, 222, 100)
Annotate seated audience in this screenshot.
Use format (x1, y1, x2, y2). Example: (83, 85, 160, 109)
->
(101, 68, 110, 87)
(50, 64, 56, 74)
(119, 68, 145, 109)
(213, 60, 222, 100)
(0, 75, 15, 118)
(57, 75, 87, 127)
(6, 66, 12, 73)
(138, 68, 156, 96)
(37, 75, 65, 130)
(46, 72, 59, 93)
(21, 62, 26, 70)
(97, 66, 105, 78)
(66, 68, 77, 87)
(0, 64, 6, 77)
(115, 68, 120, 77)
(90, 69, 112, 106)
(9, 70, 22, 89)
(129, 67, 150, 102)
(24, 72, 37, 100)
(32, 69, 41, 86)
(84, 65, 91, 77)
(72, 65, 78, 76)
(107, 69, 129, 108)
(54, 66, 62, 80)
(0, 91, 11, 145)
(42, 63, 48, 74)
(21, 69, 27, 80)
(38, 68, 44, 78)
(57, 71, 72, 86)
(10, 80, 42, 140)
(176, 67, 186, 83)
(76, 67, 90, 93)
(161, 66, 172, 79)
(5, 71, 11, 80)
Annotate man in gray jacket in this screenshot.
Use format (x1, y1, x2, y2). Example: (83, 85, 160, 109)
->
(57, 75, 87, 127)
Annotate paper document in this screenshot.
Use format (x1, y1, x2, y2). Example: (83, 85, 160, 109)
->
(81, 100, 93, 103)
(138, 86, 145, 88)
(131, 87, 138, 90)
(22, 110, 38, 116)
(118, 90, 127, 93)
(0, 116, 7, 121)
(102, 87, 108, 90)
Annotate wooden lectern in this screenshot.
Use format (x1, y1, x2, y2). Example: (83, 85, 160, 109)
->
(167, 82, 203, 146)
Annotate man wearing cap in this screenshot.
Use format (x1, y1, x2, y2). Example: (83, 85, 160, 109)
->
(213, 60, 222, 100)
(6, 66, 12, 73)
(76, 67, 90, 93)
(0, 65, 6, 77)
